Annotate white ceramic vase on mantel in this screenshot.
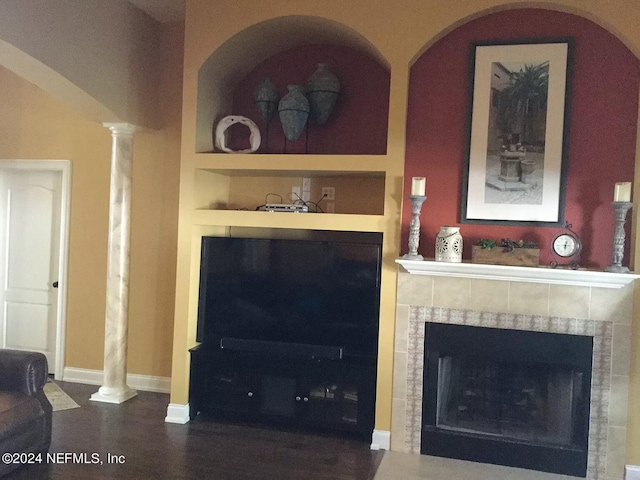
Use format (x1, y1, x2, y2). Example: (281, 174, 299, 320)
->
(435, 226, 463, 263)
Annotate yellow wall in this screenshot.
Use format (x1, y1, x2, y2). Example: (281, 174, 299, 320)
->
(175, 0, 640, 460)
(0, 22, 183, 378)
(127, 23, 183, 377)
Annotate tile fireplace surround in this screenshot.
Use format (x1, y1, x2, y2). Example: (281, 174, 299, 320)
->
(393, 260, 639, 480)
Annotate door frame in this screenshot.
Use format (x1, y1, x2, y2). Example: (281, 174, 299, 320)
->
(0, 159, 71, 380)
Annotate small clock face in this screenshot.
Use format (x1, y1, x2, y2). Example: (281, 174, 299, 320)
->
(553, 233, 579, 258)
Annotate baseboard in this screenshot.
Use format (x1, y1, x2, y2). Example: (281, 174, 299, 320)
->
(371, 430, 391, 450)
(165, 403, 190, 424)
(62, 367, 171, 393)
(626, 465, 640, 480)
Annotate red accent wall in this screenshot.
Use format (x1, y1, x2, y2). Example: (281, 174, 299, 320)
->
(232, 45, 390, 155)
(403, 9, 640, 268)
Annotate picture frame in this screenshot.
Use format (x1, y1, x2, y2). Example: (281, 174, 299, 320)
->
(460, 39, 573, 226)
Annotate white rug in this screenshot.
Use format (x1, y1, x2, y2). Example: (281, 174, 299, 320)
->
(44, 381, 80, 411)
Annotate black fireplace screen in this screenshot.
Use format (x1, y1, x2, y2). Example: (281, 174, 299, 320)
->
(436, 356, 586, 447)
(422, 323, 593, 477)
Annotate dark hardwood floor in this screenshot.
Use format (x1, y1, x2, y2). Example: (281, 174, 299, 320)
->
(7, 382, 384, 479)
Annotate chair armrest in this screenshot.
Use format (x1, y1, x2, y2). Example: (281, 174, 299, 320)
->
(0, 349, 48, 396)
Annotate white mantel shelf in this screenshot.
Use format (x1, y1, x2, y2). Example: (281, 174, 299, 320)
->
(396, 259, 640, 289)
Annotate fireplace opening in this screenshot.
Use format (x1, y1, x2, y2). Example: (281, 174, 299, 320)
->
(437, 356, 588, 446)
(422, 323, 593, 477)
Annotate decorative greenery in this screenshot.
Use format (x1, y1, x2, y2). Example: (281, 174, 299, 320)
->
(476, 238, 497, 250)
(476, 238, 538, 251)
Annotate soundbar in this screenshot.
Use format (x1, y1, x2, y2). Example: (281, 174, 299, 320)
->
(220, 337, 343, 360)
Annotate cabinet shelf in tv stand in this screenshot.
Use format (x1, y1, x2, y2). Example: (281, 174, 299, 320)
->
(188, 345, 376, 440)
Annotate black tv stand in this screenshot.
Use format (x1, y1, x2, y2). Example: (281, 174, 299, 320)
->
(189, 344, 377, 441)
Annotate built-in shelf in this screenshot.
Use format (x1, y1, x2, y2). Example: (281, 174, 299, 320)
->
(396, 259, 640, 289)
(194, 209, 387, 232)
(190, 153, 388, 176)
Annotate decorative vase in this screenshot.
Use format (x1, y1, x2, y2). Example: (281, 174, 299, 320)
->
(278, 85, 310, 141)
(306, 63, 340, 125)
(435, 226, 463, 263)
(254, 77, 280, 123)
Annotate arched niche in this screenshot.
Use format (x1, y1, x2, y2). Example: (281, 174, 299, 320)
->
(403, 7, 640, 269)
(195, 15, 390, 153)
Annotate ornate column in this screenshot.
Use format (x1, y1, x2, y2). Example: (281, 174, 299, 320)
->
(91, 123, 138, 404)
(402, 195, 427, 260)
(605, 201, 633, 273)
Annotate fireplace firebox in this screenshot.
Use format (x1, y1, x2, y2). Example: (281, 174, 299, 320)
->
(422, 323, 593, 477)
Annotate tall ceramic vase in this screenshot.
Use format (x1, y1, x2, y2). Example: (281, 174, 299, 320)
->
(278, 85, 310, 142)
(306, 63, 340, 125)
(435, 226, 463, 263)
(254, 77, 280, 123)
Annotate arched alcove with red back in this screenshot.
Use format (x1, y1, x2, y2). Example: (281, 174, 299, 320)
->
(195, 15, 390, 155)
(402, 8, 640, 268)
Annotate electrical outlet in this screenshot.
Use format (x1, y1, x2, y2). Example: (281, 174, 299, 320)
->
(326, 202, 335, 213)
(291, 186, 301, 201)
(302, 191, 311, 202)
(302, 177, 311, 192)
(321, 187, 335, 200)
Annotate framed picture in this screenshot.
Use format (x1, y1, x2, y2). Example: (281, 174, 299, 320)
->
(460, 39, 573, 226)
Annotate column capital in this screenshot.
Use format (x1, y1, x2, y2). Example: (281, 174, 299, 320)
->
(103, 122, 138, 136)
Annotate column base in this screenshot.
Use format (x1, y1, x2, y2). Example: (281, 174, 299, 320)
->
(605, 265, 630, 273)
(90, 385, 138, 404)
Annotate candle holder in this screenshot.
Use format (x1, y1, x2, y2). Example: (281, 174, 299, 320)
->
(605, 201, 633, 273)
(402, 195, 427, 260)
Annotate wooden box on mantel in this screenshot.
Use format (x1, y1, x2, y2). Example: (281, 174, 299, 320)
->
(471, 245, 540, 267)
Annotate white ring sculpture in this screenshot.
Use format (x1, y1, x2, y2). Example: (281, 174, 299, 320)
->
(215, 115, 261, 153)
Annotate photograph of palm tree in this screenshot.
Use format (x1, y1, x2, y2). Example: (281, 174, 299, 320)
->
(461, 41, 571, 225)
(485, 60, 549, 205)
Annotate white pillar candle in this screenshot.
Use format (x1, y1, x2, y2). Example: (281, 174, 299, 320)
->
(411, 177, 426, 196)
(614, 182, 632, 202)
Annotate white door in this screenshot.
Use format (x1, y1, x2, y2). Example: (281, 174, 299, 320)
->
(0, 169, 62, 370)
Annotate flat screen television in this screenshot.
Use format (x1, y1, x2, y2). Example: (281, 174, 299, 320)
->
(196, 235, 382, 359)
